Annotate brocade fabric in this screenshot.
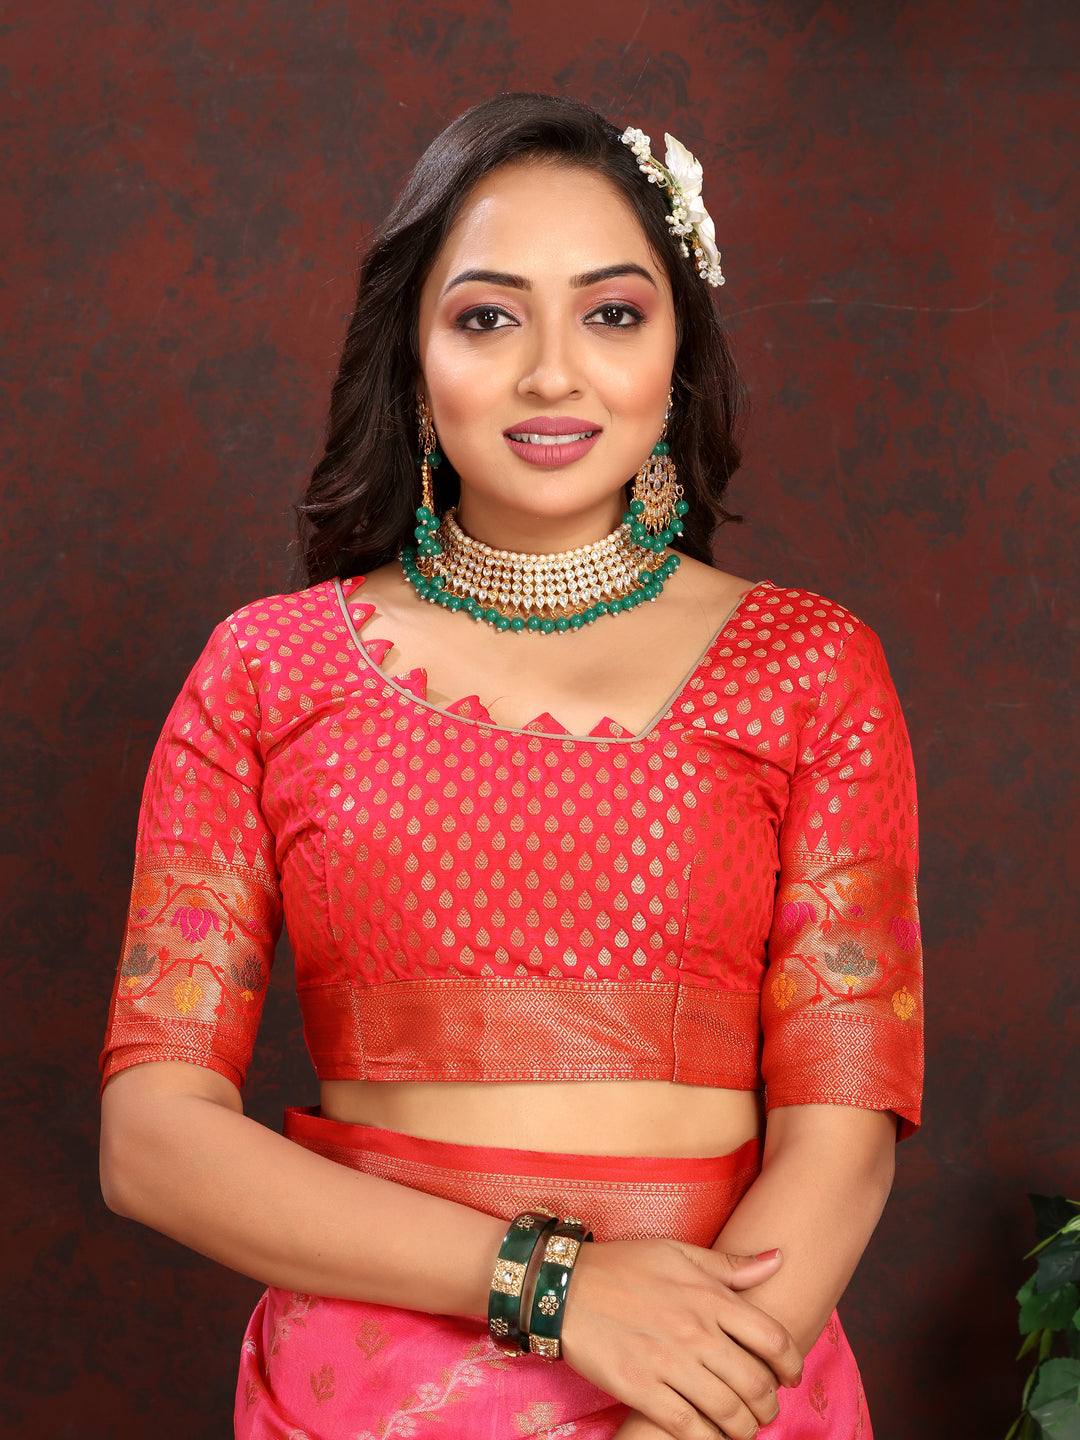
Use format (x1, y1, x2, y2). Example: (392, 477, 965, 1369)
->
(100, 577, 923, 1132)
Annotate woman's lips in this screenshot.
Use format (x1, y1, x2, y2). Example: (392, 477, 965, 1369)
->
(503, 417, 603, 469)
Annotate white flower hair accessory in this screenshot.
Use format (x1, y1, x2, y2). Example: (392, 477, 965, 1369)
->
(620, 126, 725, 287)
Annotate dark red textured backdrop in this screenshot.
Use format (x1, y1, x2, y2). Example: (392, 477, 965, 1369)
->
(2, 2, 1076, 1435)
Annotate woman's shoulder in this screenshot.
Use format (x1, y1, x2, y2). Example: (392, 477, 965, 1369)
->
(689, 568, 895, 700)
(743, 578, 869, 637)
(178, 578, 372, 747)
(734, 582, 907, 735)
(218, 577, 346, 637)
(673, 551, 854, 617)
(674, 554, 871, 645)
(192, 578, 351, 668)
(182, 579, 353, 703)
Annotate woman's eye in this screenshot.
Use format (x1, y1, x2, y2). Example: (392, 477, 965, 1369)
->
(459, 306, 516, 331)
(587, 303, 644, 328)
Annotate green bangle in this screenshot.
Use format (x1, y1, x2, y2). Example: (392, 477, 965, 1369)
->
(527, 1216, 594, 1359)
(488, 1209, 558, 1355)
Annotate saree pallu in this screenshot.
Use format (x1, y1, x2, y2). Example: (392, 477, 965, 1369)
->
(236, 1109, 871, 1439)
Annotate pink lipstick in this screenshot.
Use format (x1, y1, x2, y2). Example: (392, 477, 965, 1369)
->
(503, 415, 602, 468)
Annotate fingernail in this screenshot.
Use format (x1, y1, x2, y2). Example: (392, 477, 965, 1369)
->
(754, 1248, 781, 1260)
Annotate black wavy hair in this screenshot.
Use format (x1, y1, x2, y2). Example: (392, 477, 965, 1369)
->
(295, 92, 744, 585)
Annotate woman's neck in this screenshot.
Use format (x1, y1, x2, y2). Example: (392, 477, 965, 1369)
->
(454, 494, 626, 556)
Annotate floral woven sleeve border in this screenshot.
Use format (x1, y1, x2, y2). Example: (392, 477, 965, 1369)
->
(100, 618, 283, 1090)
(760, 618, 923, 1136)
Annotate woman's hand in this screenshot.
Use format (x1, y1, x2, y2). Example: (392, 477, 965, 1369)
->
(609, 1416, 704, 1440)
(560, 1240, 801, 1440)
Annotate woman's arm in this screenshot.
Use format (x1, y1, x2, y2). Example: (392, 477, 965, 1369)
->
(100, 1060, 507, 1317)
(607, 1103, 895, 1440)
(101, 1058, 802, 1440)
(711, 1105, 895, 1352)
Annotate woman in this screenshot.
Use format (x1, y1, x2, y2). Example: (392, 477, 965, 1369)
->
(99, 93, 922, 1440)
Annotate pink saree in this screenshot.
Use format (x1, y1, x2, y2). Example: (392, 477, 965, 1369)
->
(236, 1110, 871, 1439)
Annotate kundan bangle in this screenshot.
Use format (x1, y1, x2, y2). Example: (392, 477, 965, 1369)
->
(487, 1209, 558, 1355)
(527, 1216, 594, 1359)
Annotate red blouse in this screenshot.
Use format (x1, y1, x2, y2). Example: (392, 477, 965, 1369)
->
(100, 578, 924, 1134)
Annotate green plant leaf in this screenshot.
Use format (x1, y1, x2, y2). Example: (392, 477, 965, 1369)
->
(1028, 1357, 1080, 1437)
(1037, 1235, 1080, 1294)
(1024, 1363, 1039, 1409)
(1019, 1277, 1080, 1335)
(1030, 1197, 1080, 1245)
(1019, 1329, 1043, 1360)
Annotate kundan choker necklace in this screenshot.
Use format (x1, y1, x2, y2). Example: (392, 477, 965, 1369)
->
(401, 508, 680, 634)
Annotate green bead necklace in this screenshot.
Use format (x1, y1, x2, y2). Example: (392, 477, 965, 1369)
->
(402, 440, 685, 633)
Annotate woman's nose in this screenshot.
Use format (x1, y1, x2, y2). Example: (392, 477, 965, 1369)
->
(516, 320, 583, 400)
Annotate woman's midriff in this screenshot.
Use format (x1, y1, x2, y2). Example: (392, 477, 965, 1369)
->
(319, 1078, 764, 1158)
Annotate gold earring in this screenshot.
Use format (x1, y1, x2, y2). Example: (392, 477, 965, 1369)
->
(413, 396, 443, 574)
(628, 390, 687, 550)
(416, 395, 441, 515)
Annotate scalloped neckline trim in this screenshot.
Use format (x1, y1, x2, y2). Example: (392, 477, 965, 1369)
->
(333, 576, 770, 744)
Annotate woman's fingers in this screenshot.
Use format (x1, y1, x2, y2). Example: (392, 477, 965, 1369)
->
(682, 1245, 802, 1389)
(641, 1295, 788, 1428)
(641, 1381, 739, 1440)
(700, 1336, 783, 1429)
(709, 1248, 783, 1292)
(560, 1237, 802, 1432)
(638, 1373, 777, 1440)
(706, 1288, 803, 1392)
(700, 1336, 781, 1429)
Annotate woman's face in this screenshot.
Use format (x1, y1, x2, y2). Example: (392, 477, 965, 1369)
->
(416, 160, 677, 550)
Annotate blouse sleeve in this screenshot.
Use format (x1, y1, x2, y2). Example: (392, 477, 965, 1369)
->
(760, 620, 924, 1137)
(100, 618, 282, 1093)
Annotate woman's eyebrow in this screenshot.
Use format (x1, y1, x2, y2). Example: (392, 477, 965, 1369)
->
(570, 263, 657, 289)
(446, 268, 530, 292)
(444, 262, 658, 294)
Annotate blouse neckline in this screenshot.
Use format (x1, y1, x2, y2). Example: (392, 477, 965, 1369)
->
(332, 576, 772, 745)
